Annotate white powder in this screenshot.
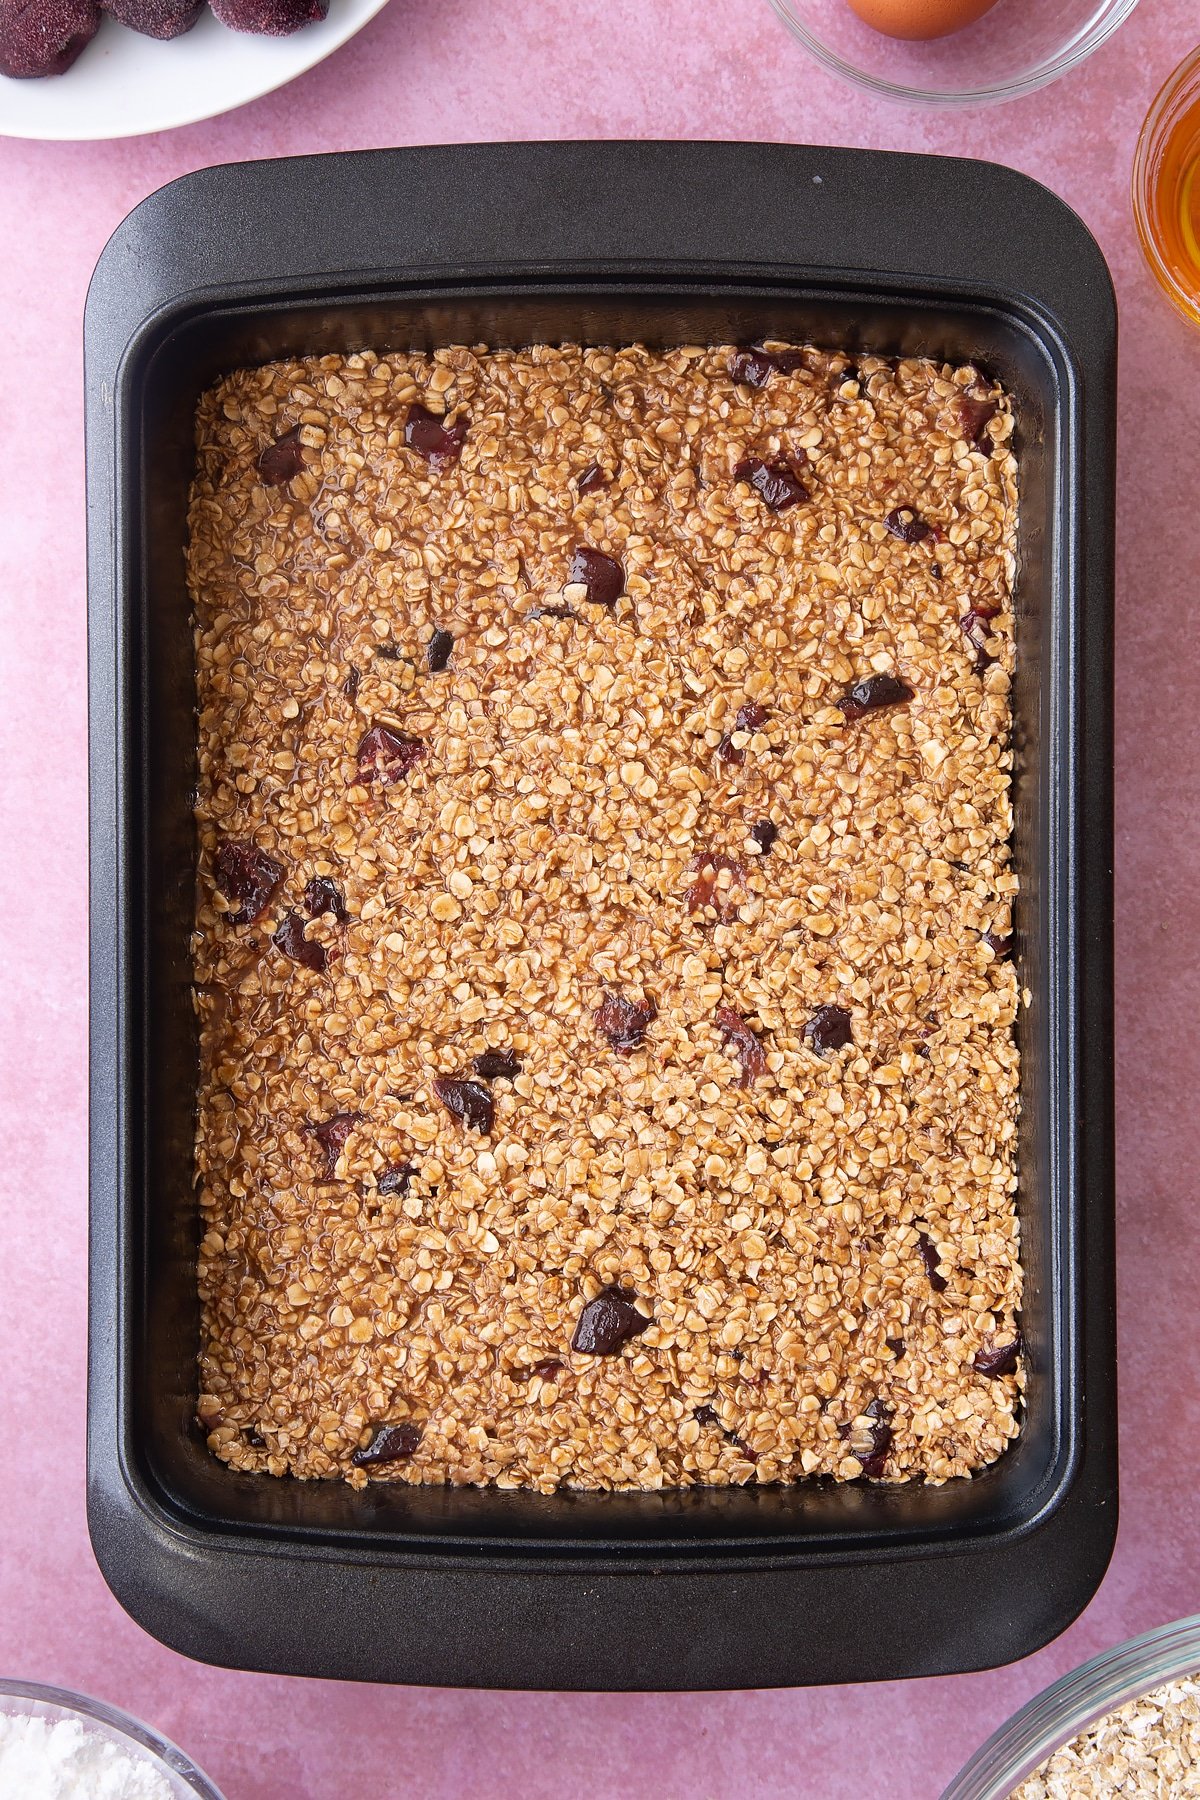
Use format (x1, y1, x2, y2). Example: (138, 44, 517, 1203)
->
(0, 1711, 179, 1800)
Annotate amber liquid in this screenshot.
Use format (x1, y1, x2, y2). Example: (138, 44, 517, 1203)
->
(1149, 90, 1200, 322)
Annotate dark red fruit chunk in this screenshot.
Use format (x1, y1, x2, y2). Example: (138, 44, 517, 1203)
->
(306, 1110, 363, 1178)
(958, 393, 999, 450)
(215, 840, 283, 926)
(473, 1049, 522, 1081)
(838, 672, 913, 721)
(256, 426, 306, 486)
(716, 1005, 767, 1086)
(804, 1004, 853, 1055)
(576, 462, 610, 496)
(728, 1432, 760, 1464)
(694, 1404, 721, 1428)
(886, 1336, 906, 1360)
(273, 912, 327, 972)
(355, 724, 428, 786)
(569, 545, 624, 608)
(103, 0, 200, 36)
(244, 1426, 266, 1449)
(749, 818, 778, 855)
(733, 456, 807, 513)
(403, 402, 467, 470)
(351, 1421, 422, 1467)
(0, 0, 99, 78)
(426, 629, 454, 673)
(304, 876, 348, 923)
(374, 644, 405, 663)
(883, 506, 931, 544)
(973, 1333, 1022, 1378)
(595, 990, 657, 1053)
(983, 929, 1012, 959)
(342, 666, 361, 702)
(377, 1162, 417, 1197)
(717, 700, 769, 766)
(729, 345, 806, 387)
(961, 604, 1000, 672)
(529, 1357, 563, 1381)
(685, 852, 748, 923)
(917, 1231, 948, 1293)
(847, 1398, 893, 1479)
(931, 562, 943, 581)
(432, 1075, 494, 1134)
(571, 1286, 650, 1355)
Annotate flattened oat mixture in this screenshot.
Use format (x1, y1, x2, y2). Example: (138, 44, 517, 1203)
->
(189, 342, 1023, 1492)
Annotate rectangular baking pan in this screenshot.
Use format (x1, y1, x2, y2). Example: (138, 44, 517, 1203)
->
(85, 141, 1116, 1689)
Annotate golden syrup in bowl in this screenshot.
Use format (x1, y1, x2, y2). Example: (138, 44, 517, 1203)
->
(1134, 46, 1200, 328)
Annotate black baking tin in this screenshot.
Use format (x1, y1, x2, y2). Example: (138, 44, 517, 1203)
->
(86, 142, 1116, 1689)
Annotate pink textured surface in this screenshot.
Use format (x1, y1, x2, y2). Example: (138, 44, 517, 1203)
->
(2, 3, 1200, 1795)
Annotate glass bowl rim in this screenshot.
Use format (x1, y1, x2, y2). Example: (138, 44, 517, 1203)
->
(941, 1613, 1200, 1799)
(0, 1678, 225, 1799)
(1131, 40, 1200, 329)
(765, 0, 1142, 108)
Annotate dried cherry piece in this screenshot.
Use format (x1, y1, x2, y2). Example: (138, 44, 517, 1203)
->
(973, 1333, 1022, 1378)
(528, 1357, 563, 1381)
(304, 876, 348, 923)
(733, 456, 807, 513)
(355, 724, 428, 786)
(916, 1231, 948, 1293)
(960, 602, 1000, 671)
(883, 506, 931, 544)
(403, 403, 467, 470)
(958, 393, 999, 450)
(886, 1336, 906, 1360)
(570, 1286, 650, 1355)
(576, 462, 610, 496)
(729, 347, 775, 388)
(568, 546, 624, 608)
(728, 1431, 760, 1463)
(982, 929, 1012, 960)
(244, 1426, 266, 1449)
(103, 0, 200, 35)
(473, 1049, 522, 1081)
(838, 672, 913, 721)
(804, 1004, 852, 1055)
(595, 990, 657, 1054)
(342, 666, 361, 702)
(685, 852, 747, 923)
(0, 0, 99, 74)
(432, 1075, 494, 1134)
(351, 1421, 422, 1467)
(377, 1162, 417, 1197)
(306, 1110, 363, 1178)
(529, 603, 575, 621)
(256, 426, 306, 486)
(693, 1404, 721, 1428)
(848, 1398, 893, 1479)
(215, 840, 284, 925)
(749, 818, 778, 855)
(716, 1005, 767, 1086)
(717, 700, 769, 766)
(273, 912, 328, 973)
(427, 629, 454, 673)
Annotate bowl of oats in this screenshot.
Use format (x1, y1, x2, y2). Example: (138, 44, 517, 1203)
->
(944, 1614, 1200, 1798)
(84, 141, 1117, 1689)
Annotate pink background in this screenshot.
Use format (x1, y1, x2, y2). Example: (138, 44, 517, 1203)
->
(2, 2, 1200, 1795)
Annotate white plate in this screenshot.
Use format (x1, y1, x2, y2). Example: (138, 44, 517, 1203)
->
(0, 0, 389, 140)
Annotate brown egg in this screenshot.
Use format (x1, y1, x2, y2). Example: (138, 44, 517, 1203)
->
(845, 0, 1000, 41)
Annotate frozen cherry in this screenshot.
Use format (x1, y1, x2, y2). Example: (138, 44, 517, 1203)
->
(973, 1333, 1021, 1378)
(377, 1162, 417, 1197)
(355, 724, 427, 786)
(804, 1004, 853, 1055)
(0, 0, 99, 77)
(274, 912, 328, 973)
(733, 456, 807, 513)
(473, 1049, 522, 1081)
(306, 1111, 363, 1178)
(717, 701, 769, 766)
(716, 1005, 767, 1086)
(103, 0, 200, 34)
(916, 1231, 948, 1293)
(256, 426, 306, 485)
(569, 546, 624, 608)
(304, 876, 347, 923)
(595, 990, 657, 1054)
(215, 840, 283, 926)
(402, 402, 467, 469)
(838, 672, 913, 721)
(432, 1075, 494, 1134)
(883, 507, 930, 544)
(352, 1421, 422, 1467)
(427, 629, 453, 673)
(571, 1287, 650, 1355)
(576, 462, 610, 496)
(958, 393, 999, 450)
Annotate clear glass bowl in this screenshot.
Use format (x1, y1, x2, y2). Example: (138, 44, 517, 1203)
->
(1132, 44, 1200, 329)
(766, 0, 1140, 107)
(0, 1681, 225, 1799)
(942, 1614, 1200, 1799)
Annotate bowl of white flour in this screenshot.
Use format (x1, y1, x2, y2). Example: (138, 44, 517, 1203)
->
(0, 1681, 224, 1800)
